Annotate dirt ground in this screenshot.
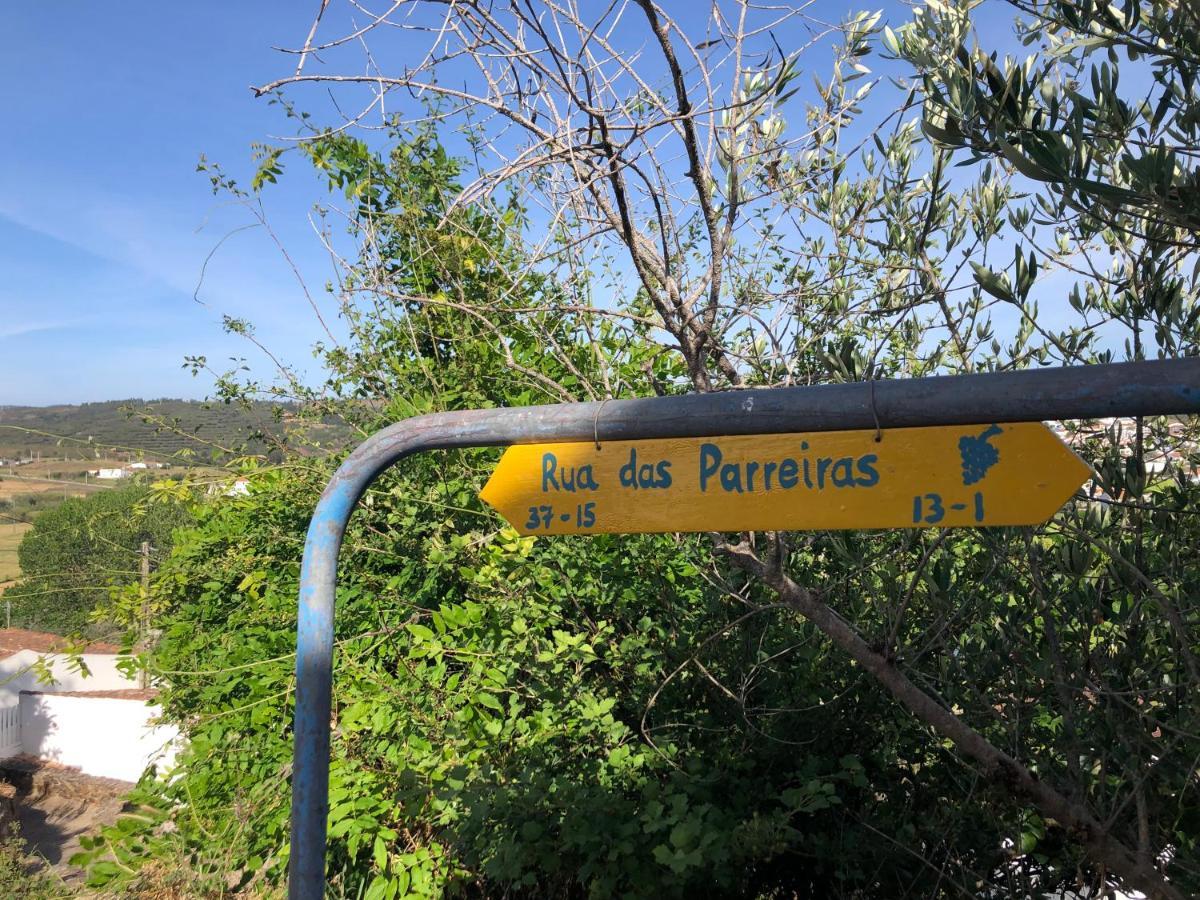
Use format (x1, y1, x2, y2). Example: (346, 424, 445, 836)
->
(1, 758, 131, 887)
(0, 477, 103, 503)
(19, 792, 126, 884)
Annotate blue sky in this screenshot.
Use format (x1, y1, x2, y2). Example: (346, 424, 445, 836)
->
(0, 3, 341, 405)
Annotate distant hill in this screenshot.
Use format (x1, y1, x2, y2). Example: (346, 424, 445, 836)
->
(0, 398, 347, 463)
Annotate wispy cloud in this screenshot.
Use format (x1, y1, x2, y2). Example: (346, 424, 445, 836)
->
(0, 319, 86, 340)
(0, 175, 325, 337)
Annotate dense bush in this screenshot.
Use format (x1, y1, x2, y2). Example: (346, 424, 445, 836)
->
(5, 484, 192, 636)
(78, 460, 1020, 897)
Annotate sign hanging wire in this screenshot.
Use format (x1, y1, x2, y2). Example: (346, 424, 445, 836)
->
(593, 397, 611, 450)
(868, 373, 883, 443)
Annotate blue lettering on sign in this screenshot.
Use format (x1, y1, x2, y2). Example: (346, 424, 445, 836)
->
(541, 452, 599, 493)
(618, 448, 672, 489)
(699, 443, 722, 492)
(698, 442, 881, 493)
(779, 458, 799, 489)
(857, 454, 879, 486)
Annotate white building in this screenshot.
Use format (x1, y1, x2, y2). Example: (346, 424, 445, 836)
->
(0, 630, 179, 781)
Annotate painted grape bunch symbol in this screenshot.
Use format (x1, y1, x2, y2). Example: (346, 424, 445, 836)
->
(959, 424, 1003, 485)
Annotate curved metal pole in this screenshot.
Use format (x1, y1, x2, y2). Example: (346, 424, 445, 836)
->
(289, 358, 1200, 898)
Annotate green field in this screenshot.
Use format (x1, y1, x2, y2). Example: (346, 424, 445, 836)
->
(0, 522, 30, 584)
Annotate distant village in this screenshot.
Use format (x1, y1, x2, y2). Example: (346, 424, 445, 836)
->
(0, 457, 171, 480)
(0, 453, 251, 499)
(82, 461, 170, 480)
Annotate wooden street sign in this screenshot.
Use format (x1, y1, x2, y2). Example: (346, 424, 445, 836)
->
(480, 423, 1091, 536)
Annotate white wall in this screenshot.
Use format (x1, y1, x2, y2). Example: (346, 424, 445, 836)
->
(18, 692, 178, 782)
(0, 650, 138, 699)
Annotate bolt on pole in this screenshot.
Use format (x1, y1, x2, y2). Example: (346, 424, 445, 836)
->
(288, 358, 1200, 899)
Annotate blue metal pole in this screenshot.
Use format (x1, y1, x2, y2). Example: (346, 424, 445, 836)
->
(288, 358, 1200, 899)
(290, 474, 368, 900)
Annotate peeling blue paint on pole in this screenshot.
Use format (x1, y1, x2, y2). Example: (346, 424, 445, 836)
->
(290, 475, 365, 899)
(288, 358, 1200, 899)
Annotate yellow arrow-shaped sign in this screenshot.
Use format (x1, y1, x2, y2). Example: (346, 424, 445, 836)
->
(480, 423, 1090, 536)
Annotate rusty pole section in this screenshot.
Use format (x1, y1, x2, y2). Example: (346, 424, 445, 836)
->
(290, 358, 1200, 899)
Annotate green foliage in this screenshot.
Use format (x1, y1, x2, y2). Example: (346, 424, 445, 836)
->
(896, 0, 1200, 234)
(97, 419, 1200, 895)
(4, 484, 193, 636)
(0, 835, 68, 899)
(81, 459, 1022, 898)
(893, 0, 1200, 368)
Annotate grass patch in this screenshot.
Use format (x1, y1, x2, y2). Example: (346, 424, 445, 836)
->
(0, 835, 69, 899)
(0, 523, 30, 583)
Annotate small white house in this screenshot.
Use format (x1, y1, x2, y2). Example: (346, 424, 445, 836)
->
(95, 468, 129, 480)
